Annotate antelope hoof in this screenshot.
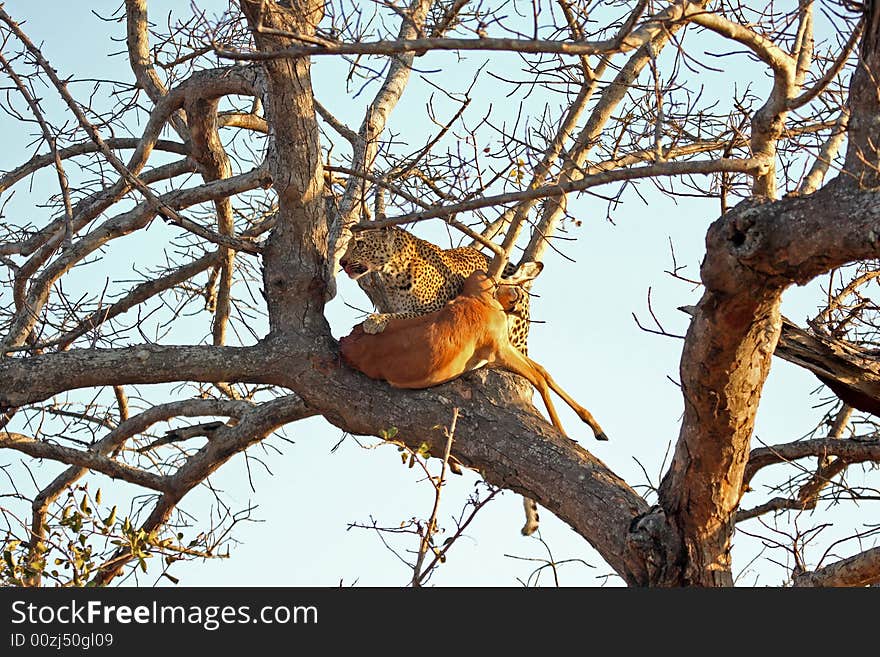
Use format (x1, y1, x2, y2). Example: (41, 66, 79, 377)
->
(363, 314, 388, 334)
(595, 431, 609, 442)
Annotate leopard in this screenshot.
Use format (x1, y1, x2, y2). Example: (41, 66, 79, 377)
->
(339, 225, 542, 535)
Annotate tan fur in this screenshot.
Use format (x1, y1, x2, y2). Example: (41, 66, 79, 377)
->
(340, 271, 608, 439)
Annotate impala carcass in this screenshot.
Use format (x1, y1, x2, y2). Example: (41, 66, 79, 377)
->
(339, 264, 608, 442)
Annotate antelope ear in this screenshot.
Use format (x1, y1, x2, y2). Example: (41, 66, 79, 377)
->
(505, 261, 543, 284)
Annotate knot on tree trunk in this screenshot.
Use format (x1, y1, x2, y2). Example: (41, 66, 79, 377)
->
(626, 505, 683, 587)
(701, 197, 782, 294)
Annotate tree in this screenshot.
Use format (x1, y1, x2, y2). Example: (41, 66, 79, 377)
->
(0, 0, 878, 587)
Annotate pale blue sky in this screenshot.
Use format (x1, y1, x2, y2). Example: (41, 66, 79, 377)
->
(0, 1, 870, 587)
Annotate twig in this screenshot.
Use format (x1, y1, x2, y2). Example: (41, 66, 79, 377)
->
(411, 407, 457, 587)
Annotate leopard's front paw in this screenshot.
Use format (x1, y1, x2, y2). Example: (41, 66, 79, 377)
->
(363, 313, 389, 334)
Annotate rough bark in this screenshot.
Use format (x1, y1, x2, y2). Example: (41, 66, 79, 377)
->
(677, 310, 880, 418)
(775, 317, 880, 417)
(240, 0, 329, 336)
(793, 546, 880, 587)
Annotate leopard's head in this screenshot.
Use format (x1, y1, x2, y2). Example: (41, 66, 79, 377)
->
(339, 227, 406, 280)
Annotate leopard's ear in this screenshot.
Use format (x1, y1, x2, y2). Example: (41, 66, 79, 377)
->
(504, 261, 543, 284)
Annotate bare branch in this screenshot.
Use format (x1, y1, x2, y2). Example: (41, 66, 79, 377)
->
(0, 431, 171, 492)
(788, 19, 863, 111)
(742, 436, 880, 488)
(0, 165, 270, 353)
(124, 0, 189, 139)
(799, 111, 849, 195)
(0, 51, 74, 243)
(91, 393, 313, 584)
(369, 157, 767, 230)
(215, 35, 637, 61)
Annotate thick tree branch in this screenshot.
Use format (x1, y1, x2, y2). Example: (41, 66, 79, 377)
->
(217, 111, 268, 133)
(0, 333, 652, 583)
(736, 405, 854, 525)
(799, 111, 849, 195)
(793, 546, 880, 587)
(24, 395, 257, 585)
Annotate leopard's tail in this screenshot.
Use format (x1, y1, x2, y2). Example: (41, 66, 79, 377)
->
(521, 496, 540, 536)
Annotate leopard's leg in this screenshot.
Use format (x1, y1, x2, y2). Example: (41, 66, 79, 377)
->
(362, 311, 422, 334)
